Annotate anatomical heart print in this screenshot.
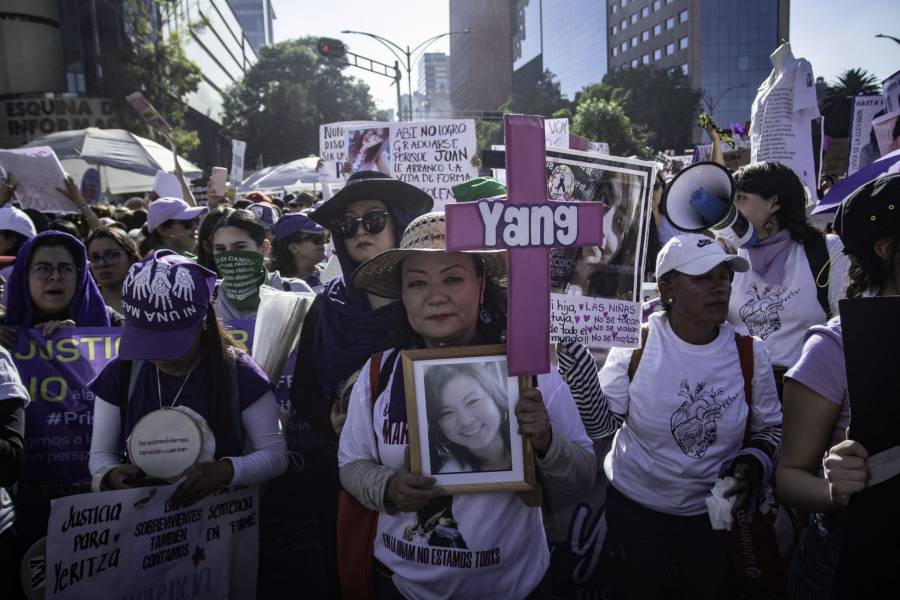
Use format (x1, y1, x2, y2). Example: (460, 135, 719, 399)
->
(669, 380, 738, 458)
(738, 282, 799, 340)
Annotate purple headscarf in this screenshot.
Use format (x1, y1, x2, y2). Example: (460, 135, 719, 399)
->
(312, 203, 417, 399)
(5, 231, 110, 328)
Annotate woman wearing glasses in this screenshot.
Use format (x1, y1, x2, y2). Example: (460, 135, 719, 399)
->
(272, 211, 330, 292)
(0, 231, 119, 349)
(86, 227, 140, 314)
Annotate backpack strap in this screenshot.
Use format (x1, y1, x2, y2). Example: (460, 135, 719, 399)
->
(804, 235, 832, 319)
(225, 349, 246, 452)
(627, 324, 651, 380)
(735, 333, 755, 445)
(368, 352, 383, 407)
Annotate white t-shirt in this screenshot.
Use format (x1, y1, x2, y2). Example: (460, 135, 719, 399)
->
(728, 234, 848, 368)
(338, 353, 593, 600)
(598, 314, 781, 516)
(750, 53, 820, 199)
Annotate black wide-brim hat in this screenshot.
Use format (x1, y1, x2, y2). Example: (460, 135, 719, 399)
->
(835, 172, 900, 256)
(310, 170, 434, 227)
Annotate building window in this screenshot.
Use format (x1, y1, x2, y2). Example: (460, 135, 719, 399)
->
(611, 4, 617, 14)
(654, 48, 662, 60)
(642, 54, 650, 64)
(642, 6, 649, 17)
(666, 42, 675, 55)
(681, 63, 689, 75)
(653, 0, 661, 10)
(632, 58, 639, 68)
(621, 0, 627, 7)
(642, 29, 650, 41)
(666, 17, 675, 29)
(666, 0, 674, 4)
(621, 41, 628, 52)
(613, 24, 619, 34)
(621, 19, 627, 30)
(679, 36, 688, 50)
(631, 13, 638, 24)
(653, 23, 662, 35)
(679, 9, 689, 23)
(612, 46, 619, 57)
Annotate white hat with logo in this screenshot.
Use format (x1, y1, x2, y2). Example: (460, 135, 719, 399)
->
(655, 233, 750, 280)
(0, 206, 37, 240)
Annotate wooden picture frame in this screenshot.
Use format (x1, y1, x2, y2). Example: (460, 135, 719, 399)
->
(401, 344, 538, 495)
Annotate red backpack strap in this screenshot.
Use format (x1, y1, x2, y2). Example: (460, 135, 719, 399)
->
(368, 352, 383, 407)
(735, 333, 754, 444)
(627, 324, 651, 380)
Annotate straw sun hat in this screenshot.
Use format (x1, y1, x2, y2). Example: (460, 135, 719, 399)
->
(351, 211, 507, 299)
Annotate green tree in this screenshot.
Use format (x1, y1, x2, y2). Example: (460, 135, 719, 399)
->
(502, 69, 574, 117)
(580, 66, 700, 152)
(222, 38, 377, 165)
(108, 1, 204, 154)
(572, 98, 649, 157)
(821, 68, 881, 138)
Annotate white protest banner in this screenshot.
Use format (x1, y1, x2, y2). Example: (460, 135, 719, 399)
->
(153, 171, 183, 199)
(883, 69, 900, 114)
(872, 110, 900, 157)
(545, 118, 570, 148)
(390, 119, 477, 209)
(847, 95, 885, 174)
(230, 139, 247, 184)
(0, 146, 72, 213)
(550, 294, 641, 347)
(45, 484, 259, 600)
(545, 148, 656, 349)
(317, 120, 379, 182)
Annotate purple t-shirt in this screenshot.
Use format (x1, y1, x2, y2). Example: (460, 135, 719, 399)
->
(90, 350, 271, 456)
(785, 317, 850, 446)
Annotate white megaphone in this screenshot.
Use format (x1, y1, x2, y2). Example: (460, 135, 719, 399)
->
(662, 161, 758, 248)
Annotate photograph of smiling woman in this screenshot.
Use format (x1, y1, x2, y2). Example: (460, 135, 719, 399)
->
(424, 361, 512, 474)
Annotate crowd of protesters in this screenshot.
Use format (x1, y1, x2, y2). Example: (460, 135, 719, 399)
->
(0, 122, 896, 600)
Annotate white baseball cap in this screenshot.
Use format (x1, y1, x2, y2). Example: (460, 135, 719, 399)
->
(655, 233, 749, 280)
(0, 206, 37, 240)
(147, 197, 208, 233)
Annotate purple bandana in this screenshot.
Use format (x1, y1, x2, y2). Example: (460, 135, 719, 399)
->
(746, 229, 793, 285)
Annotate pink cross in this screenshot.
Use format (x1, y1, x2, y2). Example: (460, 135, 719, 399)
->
(445, 115, 604, 375)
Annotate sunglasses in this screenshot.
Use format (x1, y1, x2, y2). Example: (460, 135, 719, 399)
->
(297, 233, 329, 245)
(330, 210, 391, 239)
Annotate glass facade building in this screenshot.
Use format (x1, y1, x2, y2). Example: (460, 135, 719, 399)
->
(227, 0, 275, 53)
(511, 0, 608, 99)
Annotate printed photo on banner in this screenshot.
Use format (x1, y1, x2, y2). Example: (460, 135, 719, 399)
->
(883, 68, 900, 114)
(346, 126, 392, 176)
(872, 110, 900, 156)
(402, 345, 536, 495)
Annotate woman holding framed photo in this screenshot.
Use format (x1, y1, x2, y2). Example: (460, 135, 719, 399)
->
(339, 212, 596, 600)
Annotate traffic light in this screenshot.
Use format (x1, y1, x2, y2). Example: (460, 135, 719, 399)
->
(317, 37, 346, 59)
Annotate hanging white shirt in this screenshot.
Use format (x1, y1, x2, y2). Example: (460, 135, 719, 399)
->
(598, 313, 782, 516)
(728, 235, 848, 368)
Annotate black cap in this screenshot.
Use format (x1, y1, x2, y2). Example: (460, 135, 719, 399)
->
(835, 173, 900, 256)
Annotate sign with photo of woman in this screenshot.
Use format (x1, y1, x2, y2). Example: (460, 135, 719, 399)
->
(345, 126, 392, 176)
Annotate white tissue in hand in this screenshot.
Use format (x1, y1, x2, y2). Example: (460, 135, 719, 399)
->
(706, 477, 737, 531)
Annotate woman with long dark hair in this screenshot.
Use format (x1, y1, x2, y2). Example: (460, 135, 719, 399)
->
(88, 251, 287, 503)
(348, 128, 390, 175)
(728, 161, 849, 398)
(86, 226, 140, 314)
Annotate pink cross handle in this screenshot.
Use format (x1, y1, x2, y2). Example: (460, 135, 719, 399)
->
(445, 114, 604, 375)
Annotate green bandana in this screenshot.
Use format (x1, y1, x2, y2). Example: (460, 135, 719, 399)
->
(214, 250, 267, 312)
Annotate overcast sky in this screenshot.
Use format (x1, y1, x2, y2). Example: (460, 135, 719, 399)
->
(270, 0, 900, 111)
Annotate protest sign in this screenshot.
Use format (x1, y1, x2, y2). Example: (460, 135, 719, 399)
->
(391, 119, 477, 208)
(550, 294, 641, 348)
(847, 95, 885, 174)
(545, 118, 570, 148)
(446, 115, 605, 375)
(317, 120, 379, 181)
(153, 171, 182, 199)
(587, 141, 609, 155)
(345, 126, 392, 176)
(872, 110, 900, 157)
(883, 69, 900, 114)
(0, 146, 71, 213)
(125, 92, 172, 134)
(44, 484, 259, 600)
(80, 168, 101, 205)
(231, 139, 247, 184)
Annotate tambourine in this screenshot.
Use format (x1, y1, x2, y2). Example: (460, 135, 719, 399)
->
(127, 406, 216, 480)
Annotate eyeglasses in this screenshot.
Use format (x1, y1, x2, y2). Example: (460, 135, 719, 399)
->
(88, 250, 124, 265)
(29, 263, 78, 281)
(297, 233, 329, 245)
(330, 210, 391, 239)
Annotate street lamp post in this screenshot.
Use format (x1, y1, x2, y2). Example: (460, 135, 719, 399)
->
(341, 29, 470, 121)
(702, 84, 748, 116)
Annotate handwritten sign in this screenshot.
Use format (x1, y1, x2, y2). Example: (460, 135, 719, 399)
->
(231, 139, 246, 184)
(550, 294, 641, 347)
(44, 484, 259, 599)
(545, 118, 570, 148)
(0, 146, 70, 213)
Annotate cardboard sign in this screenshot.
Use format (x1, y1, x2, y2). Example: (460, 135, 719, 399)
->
(0, 146, 71, 213)
(125, 92, 172, 134)
(545, 118, 570, 149)
(44, 484, 259, 599)
(231, 139, 246, 184)
(445, 115, 604, 375)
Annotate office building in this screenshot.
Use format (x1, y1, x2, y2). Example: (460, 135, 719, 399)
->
(512, 0, 608, 99)
(606, 0, 790, 140)
(228, 0, 275, 53)
(415, 52, 452, 118)
(449, 0, 513, 113)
